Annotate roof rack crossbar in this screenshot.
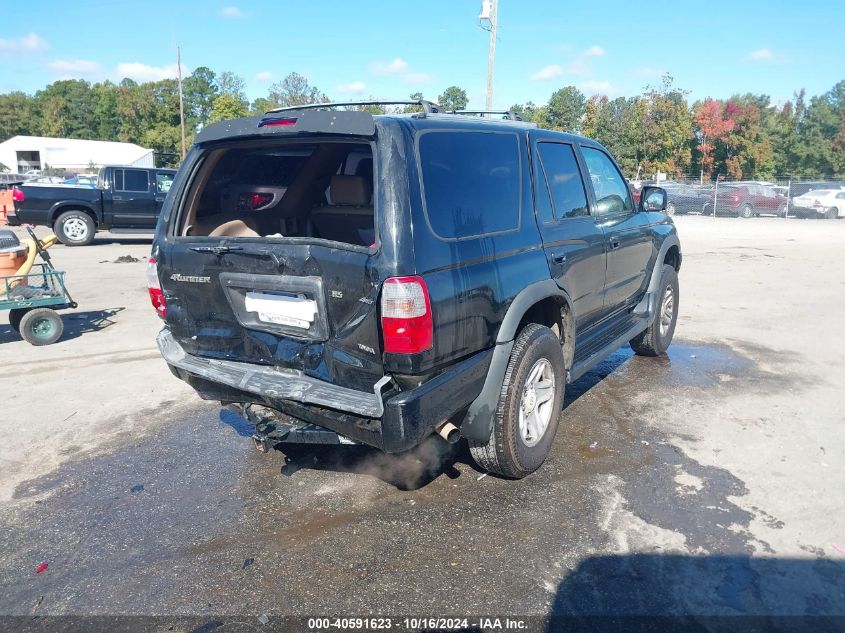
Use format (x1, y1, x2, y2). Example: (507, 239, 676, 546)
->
(265, 99, 440, 115)
(453, 110, 523, 121)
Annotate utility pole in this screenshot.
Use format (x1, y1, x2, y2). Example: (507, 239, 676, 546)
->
(177, 45, 186, 160)
(479, 0, 499, 110)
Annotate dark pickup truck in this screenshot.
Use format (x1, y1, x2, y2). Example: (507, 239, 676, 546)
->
(9, 165, 176, 246)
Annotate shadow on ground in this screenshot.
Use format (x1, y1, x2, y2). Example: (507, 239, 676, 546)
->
(548, 553, 845, 632)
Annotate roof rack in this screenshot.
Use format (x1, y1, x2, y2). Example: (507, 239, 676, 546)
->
(265, 99, 441, 115)
(452, 110, 523, 121)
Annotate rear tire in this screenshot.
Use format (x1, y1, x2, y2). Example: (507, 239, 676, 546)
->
(630, 264, 679, 357)
(8, 307, 30, 332)
(55, 210, 95, 246)
(468, 323, 565, 479)
(739, 204, 754, 219)
(826, 207, 839, 219)
(19, 308, 63, 345)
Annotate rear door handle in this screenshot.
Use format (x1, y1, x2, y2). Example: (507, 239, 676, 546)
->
(552, 253, 567, 264)
(609, 237, 620, 250)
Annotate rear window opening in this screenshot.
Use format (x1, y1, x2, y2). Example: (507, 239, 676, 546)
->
(176, 140, 376, 248)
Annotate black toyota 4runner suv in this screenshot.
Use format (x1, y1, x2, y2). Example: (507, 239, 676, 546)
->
(150, 100, 680, 479)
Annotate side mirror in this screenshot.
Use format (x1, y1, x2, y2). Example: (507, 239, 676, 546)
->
(639, 186, 667, 212)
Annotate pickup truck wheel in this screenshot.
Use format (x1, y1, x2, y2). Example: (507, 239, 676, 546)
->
(468, 323, 565, 479)
(630, 264, 679, 357)
(8, 307, 30, 332)
(55, 211, 95, 246)
(739, 204, 754, 219)
(19, 308, 63, 346)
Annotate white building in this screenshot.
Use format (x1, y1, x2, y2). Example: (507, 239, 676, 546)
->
(0, 136, 156, 174)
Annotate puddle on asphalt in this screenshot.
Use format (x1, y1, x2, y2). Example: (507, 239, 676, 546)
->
(0, 338, 807, 614)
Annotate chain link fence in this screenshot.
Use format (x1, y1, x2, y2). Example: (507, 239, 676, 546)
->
(629, 175, 845, 219)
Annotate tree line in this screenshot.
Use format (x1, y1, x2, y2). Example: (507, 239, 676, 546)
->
(0, 67, 841, 180)
(510, 76, 845, 181)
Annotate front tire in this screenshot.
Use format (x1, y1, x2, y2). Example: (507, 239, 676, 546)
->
(630, 264, 679, 357)
(468, 323, 565, 479)
(739, 204, 754, 219)
(55, 210, 95, 246)
(19, 308, 63, 345)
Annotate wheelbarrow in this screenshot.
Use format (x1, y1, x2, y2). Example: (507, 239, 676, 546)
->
(1, 227, 77, 345)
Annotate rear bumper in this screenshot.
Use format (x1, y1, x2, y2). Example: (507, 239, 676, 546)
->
(157, 328, 492, 452)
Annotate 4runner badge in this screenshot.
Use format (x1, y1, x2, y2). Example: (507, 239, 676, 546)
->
(170, 273, 211, 283)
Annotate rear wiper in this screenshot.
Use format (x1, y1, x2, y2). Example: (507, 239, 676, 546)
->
(190, 245, 244, 255)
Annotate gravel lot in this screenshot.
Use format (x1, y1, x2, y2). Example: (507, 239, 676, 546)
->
(1, 216, 844, 622)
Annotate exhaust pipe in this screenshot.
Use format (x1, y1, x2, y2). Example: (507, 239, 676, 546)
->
(435, 421, 461, 444)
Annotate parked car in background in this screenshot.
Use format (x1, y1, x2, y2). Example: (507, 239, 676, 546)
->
(661, 182, 711, 215)
(788, 181, 845, 199)
(8, 165, 176, 245)
(703, 184, 786, 218)
(791, 189, 845, 219)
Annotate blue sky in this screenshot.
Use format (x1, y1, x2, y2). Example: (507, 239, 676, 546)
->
(2, 0, 843, 108)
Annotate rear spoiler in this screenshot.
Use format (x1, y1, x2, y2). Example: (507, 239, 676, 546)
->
(195, 110, 376, 144)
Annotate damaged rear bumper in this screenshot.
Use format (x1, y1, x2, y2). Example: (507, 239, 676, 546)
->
(157, 328, 492, 452)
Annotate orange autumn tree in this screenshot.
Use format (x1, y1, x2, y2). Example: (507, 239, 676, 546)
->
(694, 99, 735, 181)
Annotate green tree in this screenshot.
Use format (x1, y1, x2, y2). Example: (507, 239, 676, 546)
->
(250, 97, 276, 114)
(183, 66, 218, 130)
(33, 80, 98, 139)
(546, 86, 586, 132)
(403, 92, 425, 113)
(437, 86, 468, 112)
(209, 93, 250, 122)
(91, 81, 120, 140)
(267, 72, 327, 108)
(642, 75, 694, 177)
(0, 92, 37, 141)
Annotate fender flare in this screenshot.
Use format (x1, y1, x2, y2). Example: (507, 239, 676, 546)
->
(50, 201, 99, 223)
(635, 232, 681, 321)
(461, 279, 574, 443)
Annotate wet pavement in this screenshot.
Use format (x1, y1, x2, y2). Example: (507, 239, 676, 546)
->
(1, 340, 843, 621)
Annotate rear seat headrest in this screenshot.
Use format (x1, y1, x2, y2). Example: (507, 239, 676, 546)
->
(331, 175, 370, 206)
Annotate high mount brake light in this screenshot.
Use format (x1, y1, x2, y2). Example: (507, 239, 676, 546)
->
(380, 276, 433, 354)
(258, 117, 298, 128)
(237, 192, 274, 210)
(146, 257, 166, 318)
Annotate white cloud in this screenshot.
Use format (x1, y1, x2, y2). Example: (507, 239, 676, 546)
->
(337, 80, 367, 94)
(47, 59, 102, 78)
(579, 80, 616, 96)
(0, 32, 47, 53)
(371, 57, 408, 75)
(404, 72, 432, 85)
(255, 71, 273, 82)
(583, 45, 605, 57)
(220, 6, 243, 18)
(116, 62, 187, 82)
(747, 48, 773, 60)
(531, 64, 564, 81)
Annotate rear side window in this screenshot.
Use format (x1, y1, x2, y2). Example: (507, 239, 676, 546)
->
(536, 142, 589, 219)
(114, 169, 149, 192)
(418, 131, 521, 240)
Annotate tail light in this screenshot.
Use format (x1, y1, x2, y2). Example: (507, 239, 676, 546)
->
(813, 199, 822, 207)
(380, 276, 433, 354)
(731, 194, 739, 203)
(146, 257, 166, 318)
(12, 187, 24, 203)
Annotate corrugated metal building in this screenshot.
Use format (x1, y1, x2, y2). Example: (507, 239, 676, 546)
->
(0, 136, 156, 174)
